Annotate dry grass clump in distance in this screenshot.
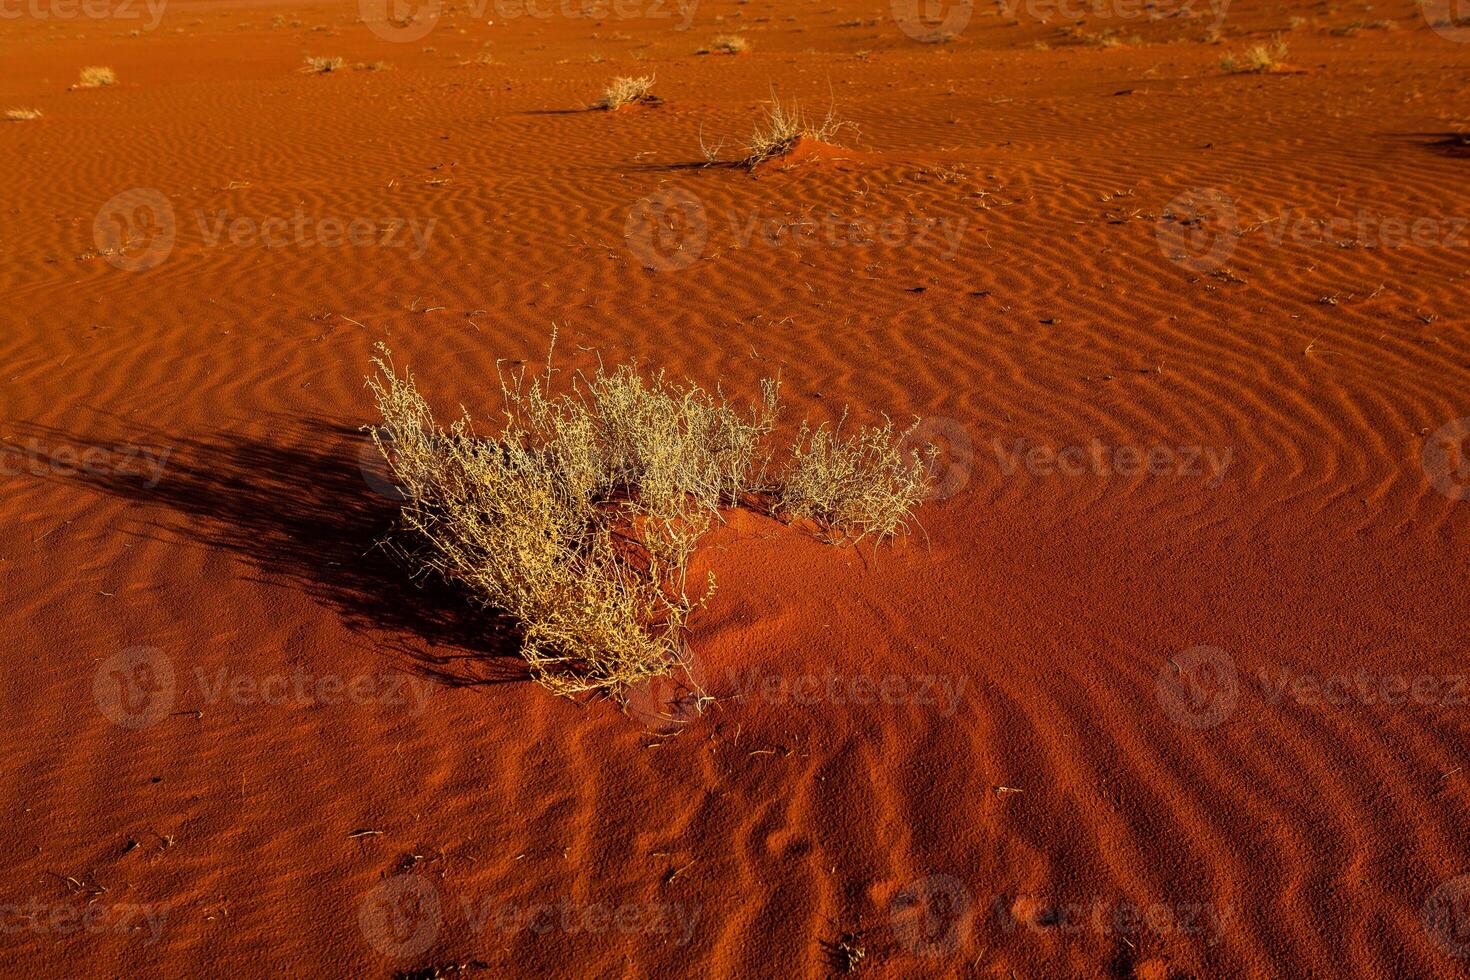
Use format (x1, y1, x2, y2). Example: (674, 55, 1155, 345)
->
(595, 75, 659, 110)
(74, 66, 116, 88)
(743, 93, 853, 167)
(300, 56, 345, 74)
(700, 34, 749, 54)
(5, 108, 42, 121)
(367, 340, 934, 701)
(1221, 37, 1287, 73)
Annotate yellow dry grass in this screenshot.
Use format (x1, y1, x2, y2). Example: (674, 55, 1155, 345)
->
(367, 339, 933, 701)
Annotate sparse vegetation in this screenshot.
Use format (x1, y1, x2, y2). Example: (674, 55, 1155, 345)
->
(1221, 37, 1287, 74)
(5, 108, 42, 121)
(742, 93, 853, 167)
(596, 75, 658, 110)
(779, 414, 933, 544)
(367, 340, 932, 700)
(74, 66, 116, 88)
(300, 56, 345, 74)
(700, 34, 749, 54)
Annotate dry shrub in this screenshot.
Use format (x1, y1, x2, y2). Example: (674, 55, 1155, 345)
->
(596, 75, 658, 109)
(5, 108, 42, 120)
(367, 341, 933, 701)
(301, 56, 345, 74)
(743, 93, 852, 167)
(1221, 37, 1286, 73)
(780, 414, 935, 544)
(75, 66, 116, 88)
(701, 34, 749, 54)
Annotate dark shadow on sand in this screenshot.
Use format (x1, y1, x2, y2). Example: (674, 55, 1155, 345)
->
(6, 418, 529, 689)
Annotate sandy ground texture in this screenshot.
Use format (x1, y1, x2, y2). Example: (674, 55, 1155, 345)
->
(2, 0, 1470, 975)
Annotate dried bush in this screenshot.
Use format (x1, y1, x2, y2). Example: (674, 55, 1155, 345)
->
(368, 341, 932, 701)
(743, 93, 852, 167)
(596, 75, 658, 109)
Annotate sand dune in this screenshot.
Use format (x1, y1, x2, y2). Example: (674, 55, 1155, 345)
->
(2, 0, 1469, 975)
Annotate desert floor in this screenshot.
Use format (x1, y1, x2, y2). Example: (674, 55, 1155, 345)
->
(2, 0, 1470, 975)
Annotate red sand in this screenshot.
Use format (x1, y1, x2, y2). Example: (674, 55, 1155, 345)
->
(3, 0, 1470, 976)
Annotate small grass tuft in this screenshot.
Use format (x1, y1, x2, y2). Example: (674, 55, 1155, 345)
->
(74, 66, 116, 88)
(300, 56, 345, 74)
(742, 92, 853, 167)
(779, 413, 934, 544)
(1221, 37, 1287, 73)
(5, 108, 42, 121)
(700, 34, 749, 54)
(596, 75, 658, 109)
